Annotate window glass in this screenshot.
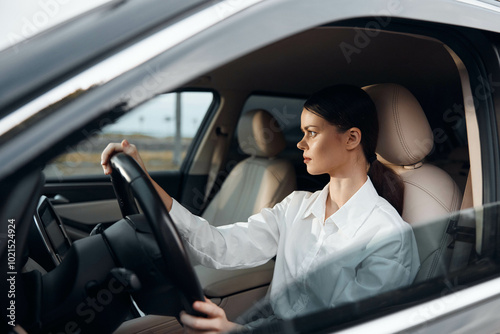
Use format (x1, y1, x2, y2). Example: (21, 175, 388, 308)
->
(242, 95, 305, 145)
(44, 91, 214, 178)
(241, 203, 499, 332)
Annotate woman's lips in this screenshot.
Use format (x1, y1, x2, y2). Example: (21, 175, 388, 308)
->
(304, 157, 311, 163)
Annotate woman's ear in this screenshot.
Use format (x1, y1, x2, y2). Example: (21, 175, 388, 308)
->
(345, 127, 362, 150)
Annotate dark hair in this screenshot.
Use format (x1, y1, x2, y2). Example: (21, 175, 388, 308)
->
(303, 85, 404, 215)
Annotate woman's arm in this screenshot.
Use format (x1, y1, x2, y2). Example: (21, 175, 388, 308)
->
(101, 139, 173, 210)
(101, 140, 283, 269)
(102, 141, 243, 333)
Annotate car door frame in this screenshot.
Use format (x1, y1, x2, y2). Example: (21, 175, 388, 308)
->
(2, 0, 500, 332)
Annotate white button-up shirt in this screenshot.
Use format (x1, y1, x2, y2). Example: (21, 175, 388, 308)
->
(169, 177, 420, 319)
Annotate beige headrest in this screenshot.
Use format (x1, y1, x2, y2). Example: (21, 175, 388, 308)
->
(237, 109, 286, 158)
(363, 84, 434, 166)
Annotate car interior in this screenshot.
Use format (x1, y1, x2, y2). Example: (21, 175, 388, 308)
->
(16, 18, 492, 333)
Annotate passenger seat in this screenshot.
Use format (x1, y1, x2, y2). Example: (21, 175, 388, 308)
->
(203, 109, 296, 226)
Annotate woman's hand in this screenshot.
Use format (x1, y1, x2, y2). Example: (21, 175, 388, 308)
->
(180, 298, 241, 333)
(101, 139, 147, 175)
(101, 139, 173, 210)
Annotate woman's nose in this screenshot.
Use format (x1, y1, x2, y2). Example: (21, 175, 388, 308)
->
(297, 138, 305, 150)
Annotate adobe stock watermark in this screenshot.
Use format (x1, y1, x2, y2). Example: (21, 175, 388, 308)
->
(339, 0, 404, 64)
(6, 219, 17, 328)
(7, 0, 74, 52)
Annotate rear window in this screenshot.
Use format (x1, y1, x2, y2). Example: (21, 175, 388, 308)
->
(240, 94, 328, 191)
(242, 94, 305, 146)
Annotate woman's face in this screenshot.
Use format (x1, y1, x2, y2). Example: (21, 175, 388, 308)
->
(297, 108, 351, 176)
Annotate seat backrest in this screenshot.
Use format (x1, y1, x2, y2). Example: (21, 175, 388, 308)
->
(364, 84, 462, 282)
(202, 109, 296, 226)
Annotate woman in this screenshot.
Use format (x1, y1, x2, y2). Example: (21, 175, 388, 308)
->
(101, 85, 420, 333)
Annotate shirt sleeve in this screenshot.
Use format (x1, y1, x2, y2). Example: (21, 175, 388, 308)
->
(169, 196, 288, 270)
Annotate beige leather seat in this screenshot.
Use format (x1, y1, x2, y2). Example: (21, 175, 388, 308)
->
(202, 108, 296, 226)
(364, 84, 462, 283)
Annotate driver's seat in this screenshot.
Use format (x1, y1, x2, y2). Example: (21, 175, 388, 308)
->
(364, 84, 462, 283)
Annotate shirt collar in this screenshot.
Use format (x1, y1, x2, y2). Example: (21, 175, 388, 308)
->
(302, 177, 380, 239)
(301, 183, 329, 221)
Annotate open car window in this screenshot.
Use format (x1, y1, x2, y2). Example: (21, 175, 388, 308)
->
(3, 0, 500, 333)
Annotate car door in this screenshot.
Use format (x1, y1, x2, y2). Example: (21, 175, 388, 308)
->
(3, 0, 500, 333)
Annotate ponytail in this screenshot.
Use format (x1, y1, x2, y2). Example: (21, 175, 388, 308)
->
(368, 160, 404, 215)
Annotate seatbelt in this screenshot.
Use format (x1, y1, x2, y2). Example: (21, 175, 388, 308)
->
(448, 171, 475, 272)
(204, 126, 229, 204)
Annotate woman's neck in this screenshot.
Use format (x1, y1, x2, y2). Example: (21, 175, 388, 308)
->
(325, 167, 368, 218)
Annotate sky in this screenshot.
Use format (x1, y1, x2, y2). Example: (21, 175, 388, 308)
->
(0, 0, 111, 51)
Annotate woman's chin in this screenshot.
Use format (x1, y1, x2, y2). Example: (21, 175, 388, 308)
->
(306, 167, 321, 176)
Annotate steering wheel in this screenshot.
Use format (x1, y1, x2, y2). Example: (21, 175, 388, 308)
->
(109, 153, 205, 315)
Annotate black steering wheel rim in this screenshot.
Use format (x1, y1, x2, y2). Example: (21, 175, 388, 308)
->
(109, 153, 205, 314)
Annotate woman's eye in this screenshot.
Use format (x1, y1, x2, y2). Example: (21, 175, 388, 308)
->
(309, 131, 317, 137)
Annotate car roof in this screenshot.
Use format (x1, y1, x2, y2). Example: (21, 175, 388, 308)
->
(1, 0, 499, 118)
